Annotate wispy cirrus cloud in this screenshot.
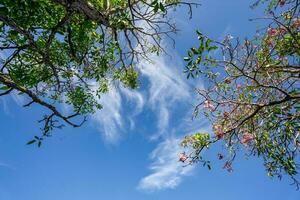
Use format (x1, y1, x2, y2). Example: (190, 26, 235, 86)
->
(0, 162, 15, 171)
(0, 23, 205, 191)
(91, 49, 207, 190)
(92, 47, 192, 143)
(0, 8, 211, 192)
(138, 52, 191, 139)
(92, 84, 123, 143)
(88, 12, 207, 190)
(137, 136, 195, 191)
(137, 119, 211, 191)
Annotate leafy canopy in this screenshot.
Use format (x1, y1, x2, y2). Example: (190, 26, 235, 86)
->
(0, 0, 196, 146)
(181, 0, 300, 188)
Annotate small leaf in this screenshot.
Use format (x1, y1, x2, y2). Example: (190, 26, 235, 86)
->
(159, 3, 165, 12)
(196, 30, 202, 36)
(154, 3, 159, 12)
(208, 46, 218, 51)
(26, 140, 36, 145)
(207, 164, 211, 170)
(0, 7, 8, 15)
(0, 85, 10, 90)
(150, 0, 158, 6)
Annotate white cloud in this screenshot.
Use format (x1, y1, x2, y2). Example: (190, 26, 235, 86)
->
(138, 136, 195, 191)
(92, 48, 193, 143)
(0, 162, 15, 171)
(137, 52, 191, 139)
(138, 120, 211, 192)
(119, 86, 145, 130)
(90, 44, 206, 190)
(92, 84, 123, 143)
(0, 19, 205, 191)
(89, 16, 207, 191)
(10, 91, 27, 106)
(138, 54, 190, 106)
(0, 97, 12, 116)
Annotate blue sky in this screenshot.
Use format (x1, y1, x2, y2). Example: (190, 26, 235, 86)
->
(0, 0, 299, 199)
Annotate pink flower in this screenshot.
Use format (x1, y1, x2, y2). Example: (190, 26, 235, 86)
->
(224, 78, 231, 84)
(223, 112, 229, 119)
(241, 133, 255, 144)
(204, 100, 215, 111)
(278, 26, 286, 34)
(236, 84, 242, 91)
(216, 132, 224, 139)
(278, 0, 285, 6)
(267, 28, 279, 37)
(179, 153, 188, 162)
(292, 18, 300, 28)
(213, 124, 225, 139)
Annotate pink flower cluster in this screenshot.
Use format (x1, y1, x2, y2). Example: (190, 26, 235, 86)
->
(267, 28, 279, 37)
(278, 0, 285, 6)
(223, 111, 229, 119)
(292, 18, 300, 28)
(224, 78, 232, 84)
(267, 27, 286, 38)
(204, 100, 215, 111)
(179, 152, 188, 162)
(213, 124, 225, 139)
(241, 132, 255, 144)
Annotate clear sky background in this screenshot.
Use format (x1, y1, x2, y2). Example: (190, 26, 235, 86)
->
(0, 0, 299, 199)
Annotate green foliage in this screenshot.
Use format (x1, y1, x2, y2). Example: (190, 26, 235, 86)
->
(66, 86, 101, 114)
(182, 0, 300, 188)
(120, 66, 139, 89)
(151, 0, 166, 13)
(184, 31, 219, 79)
(0, 0, 191, 145)
(182, 132, 211, 149)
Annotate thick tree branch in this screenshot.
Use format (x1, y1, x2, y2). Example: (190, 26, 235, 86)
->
(52, 0, 110, 26)
(0, 73, 83, 127)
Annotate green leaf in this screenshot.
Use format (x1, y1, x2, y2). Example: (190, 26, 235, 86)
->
(196, 30, 202, 36)
(159, 3, 165, 12)
(26, 140, 36, 145)
(150, 0, 158, 6)
(0, 7, 8, 15)
(154, 3, 159, 12)
(205, 38, 212, 48)
(0, 85, 10, 90)
(207, 164, 211, 170)
(208, 46, 218, 51)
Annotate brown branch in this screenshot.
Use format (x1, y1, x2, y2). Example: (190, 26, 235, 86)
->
(0, 73, 82, 127)
(52, 0, 110, 26)
(226, 95, 300, 134)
